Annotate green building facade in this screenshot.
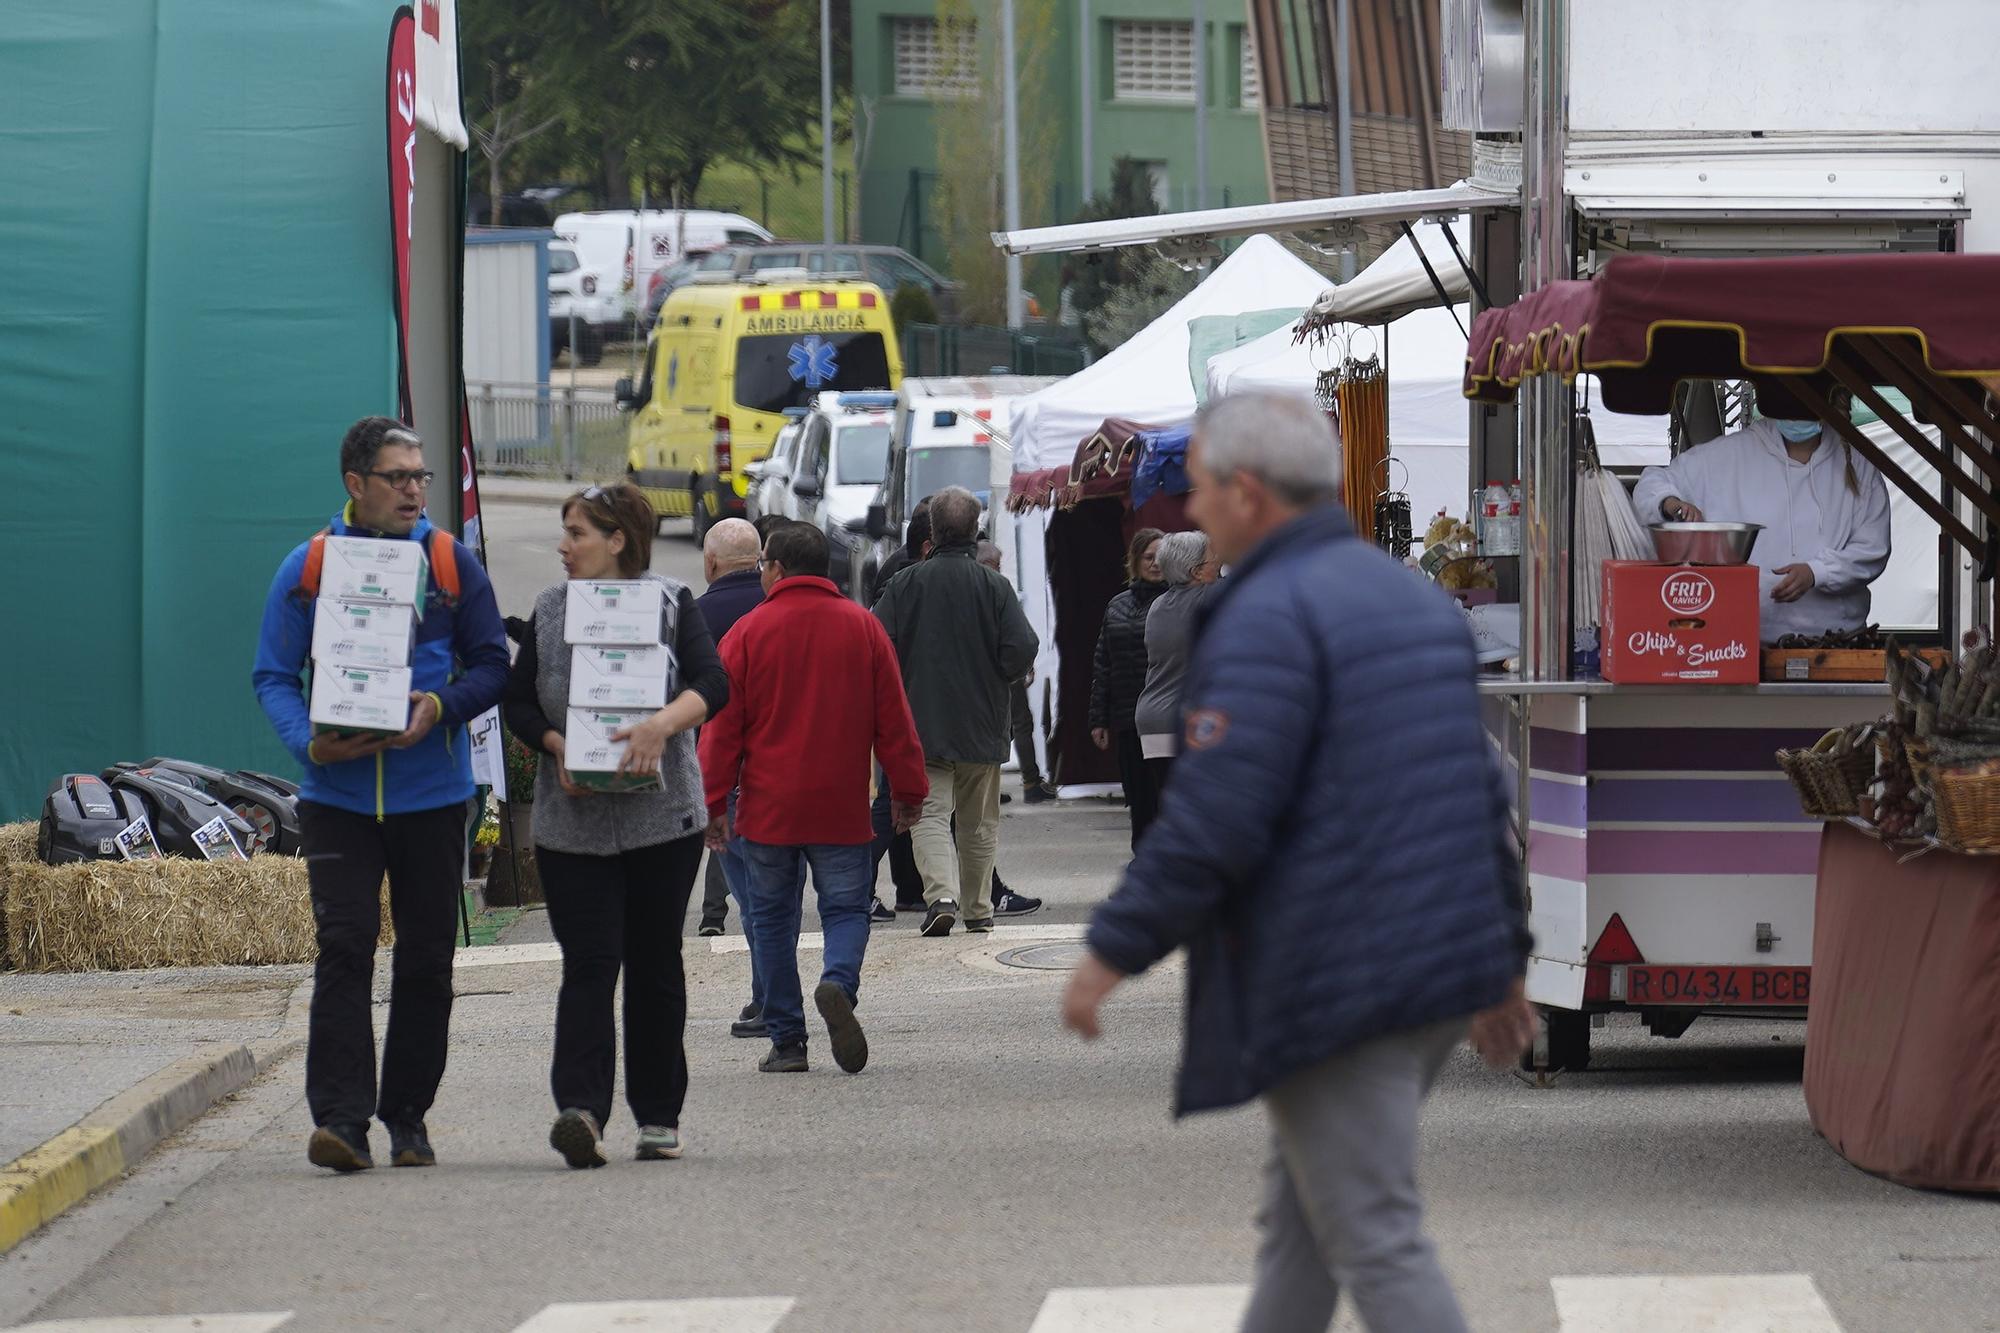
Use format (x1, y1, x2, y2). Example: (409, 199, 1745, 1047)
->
(852, 0, 1271, 271)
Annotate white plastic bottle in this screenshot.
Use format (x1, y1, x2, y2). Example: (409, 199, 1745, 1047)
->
(1507, 480, 1524, 550)
(1481, 482, 1518, 556)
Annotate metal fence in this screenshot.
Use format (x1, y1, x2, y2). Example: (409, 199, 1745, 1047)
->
(901, 323, 1092, 379)
(467, 382, 628, 480)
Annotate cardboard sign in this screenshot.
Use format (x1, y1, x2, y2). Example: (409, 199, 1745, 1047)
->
(312, 598, 417, 668)
(1601, 561, 1760, 684)
(319, 535, 430, 610)
(115, 816, 163, 862)
(563, 580, 664, 645)
(191, 816, 247, 862)
(562, 707, 663, 792)
(568, 644, 671, 710)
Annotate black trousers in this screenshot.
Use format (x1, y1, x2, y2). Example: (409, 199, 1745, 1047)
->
(871, 774, 926, 907)
(1011, 679, 1042, 787)
(301, 799, 468, 1130)
(537, 835, 704, 1129)
(699, 851, 730, 930)
(1115, 729, 1160, 850)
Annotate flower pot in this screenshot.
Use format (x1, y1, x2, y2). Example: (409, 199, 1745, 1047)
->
(483, 801, 542, 906)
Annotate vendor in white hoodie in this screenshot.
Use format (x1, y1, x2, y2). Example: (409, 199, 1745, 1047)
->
(1633, 409, 1892, 644)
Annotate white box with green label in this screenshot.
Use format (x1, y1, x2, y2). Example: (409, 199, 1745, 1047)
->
(568, 644, 670, 710)
(562, 706, 663, 792)
(309, 662, 413, 738)
(563, 579, 663, 645)
(320, 535, 430, 611)
(312, 598, 416, 669)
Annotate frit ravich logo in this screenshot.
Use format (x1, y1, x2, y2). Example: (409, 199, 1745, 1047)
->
(788, 335, 838, 388)
(1662, 570, 1716, 616)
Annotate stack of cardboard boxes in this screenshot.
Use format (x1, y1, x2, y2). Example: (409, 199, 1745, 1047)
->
(308, 536, 425, 739)
(563, 579, 670, 792)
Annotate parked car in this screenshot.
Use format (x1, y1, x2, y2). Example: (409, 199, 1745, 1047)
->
(547, 240, 619, 366)
(656, 244, 971, 325)
(553, 209, 774, 326)
(770, 392, 898, 593)
(745, 410, 809, 523)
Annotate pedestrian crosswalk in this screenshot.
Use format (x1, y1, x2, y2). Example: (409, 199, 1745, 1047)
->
(4, 1274, 1845, 1331)
(447, 925, 1090, 970)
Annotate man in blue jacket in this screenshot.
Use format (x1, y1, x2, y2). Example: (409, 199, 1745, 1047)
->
(1062, 392, 1536, 1332)
(253, 416, 510, 1174)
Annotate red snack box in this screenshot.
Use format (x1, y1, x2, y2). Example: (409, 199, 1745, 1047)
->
(1601, 561, 1760, 684)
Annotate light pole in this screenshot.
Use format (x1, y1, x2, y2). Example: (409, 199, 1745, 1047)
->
(1335, 0, 1355, 279)
(1079, 0, 1093, 206)
(1002, 0, 1024, 327)
(1192, 0, 1207, 211)
(820, 0, 836, 246)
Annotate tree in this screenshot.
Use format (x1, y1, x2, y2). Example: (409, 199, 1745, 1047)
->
(1083, 250, 1198, 352)
(460, 0, 560, 224)
(463, 1, 839, 209)
(1067, 157, 1162, 328)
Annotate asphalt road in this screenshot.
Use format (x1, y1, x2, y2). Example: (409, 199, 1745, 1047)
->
(481, 492, 708, 622)
(7, 796, 1997, 1332)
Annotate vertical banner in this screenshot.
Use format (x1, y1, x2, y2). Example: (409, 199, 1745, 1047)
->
(387, 9, 416, 422)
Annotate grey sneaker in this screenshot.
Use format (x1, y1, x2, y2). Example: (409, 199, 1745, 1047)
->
(758, 1042, 809, 1073)
(921, 899, 958, 937)
(550, 1108, 607, 1169)
(635, 1125, 683, 1161)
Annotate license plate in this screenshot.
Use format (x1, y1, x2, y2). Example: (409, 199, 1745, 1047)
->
(1617, 965, 1810, 1006)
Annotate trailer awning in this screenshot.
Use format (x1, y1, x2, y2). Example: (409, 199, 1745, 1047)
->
(1463, 251, 2000, 564)
(991, 182, 1517, 258)
(1566, 165, 1967, 223)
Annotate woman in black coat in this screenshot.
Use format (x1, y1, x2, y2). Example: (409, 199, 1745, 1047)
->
(1090, 527, 1167, 847)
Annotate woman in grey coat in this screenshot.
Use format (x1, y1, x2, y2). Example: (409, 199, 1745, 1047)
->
(1133, 530, 1222, 790)
(502, 484, 729, 1169)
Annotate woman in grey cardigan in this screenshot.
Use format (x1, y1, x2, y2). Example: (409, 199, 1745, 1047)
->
(502, 485, 729, 1169)
(1133, 530, 1221, 790)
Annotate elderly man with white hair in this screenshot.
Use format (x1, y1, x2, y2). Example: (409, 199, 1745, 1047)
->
(1063, 391, 1536, 1332)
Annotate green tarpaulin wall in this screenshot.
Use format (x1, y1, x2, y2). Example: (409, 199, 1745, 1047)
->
(1, 3, 402, 820)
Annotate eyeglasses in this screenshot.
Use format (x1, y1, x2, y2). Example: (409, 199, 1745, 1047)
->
(581, 485, 609, 502)
(362, 468, 435, 491)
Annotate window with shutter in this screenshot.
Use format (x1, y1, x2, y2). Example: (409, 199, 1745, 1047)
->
(891, 17, 979, 100)
(1111, 20, 1196, 104)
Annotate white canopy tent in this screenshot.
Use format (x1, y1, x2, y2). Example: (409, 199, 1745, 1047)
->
(1008, 234, 1332, 472)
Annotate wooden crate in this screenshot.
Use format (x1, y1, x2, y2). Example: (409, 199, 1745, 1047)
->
(1762, 647, 1949, 682)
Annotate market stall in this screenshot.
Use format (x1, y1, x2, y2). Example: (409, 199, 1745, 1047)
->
(1464, 251, 2000, 1183)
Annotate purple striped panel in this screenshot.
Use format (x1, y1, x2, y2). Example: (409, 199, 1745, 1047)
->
(1589, 727, 1827, 772)
(1528, 777, 1588, 830)
(1528, 827, 1588, 882)
(1528, 727, 1587, 776)
(1588, 828, 1822, 876)
(1591, 777, 1810, 825)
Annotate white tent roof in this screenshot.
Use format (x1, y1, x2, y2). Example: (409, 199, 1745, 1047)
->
(1009, 234, 1331, 472)
(1302, 216, 1471, 326)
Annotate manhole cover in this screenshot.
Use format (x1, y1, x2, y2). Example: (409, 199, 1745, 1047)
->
(994, 942, 1086, 971)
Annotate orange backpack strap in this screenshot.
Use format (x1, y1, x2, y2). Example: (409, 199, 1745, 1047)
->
(292, 528, 332, 603)
(428, 529, 460, 604)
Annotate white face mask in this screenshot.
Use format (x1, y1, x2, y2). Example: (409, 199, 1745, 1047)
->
(1776, 420, 1823, 444)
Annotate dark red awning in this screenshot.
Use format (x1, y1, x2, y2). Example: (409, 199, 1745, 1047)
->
(1463, 253, 2000, 414)
(1006, 417, 1163, 512)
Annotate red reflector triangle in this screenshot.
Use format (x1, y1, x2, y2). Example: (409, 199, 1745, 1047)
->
(1588, 912, 1645, 965)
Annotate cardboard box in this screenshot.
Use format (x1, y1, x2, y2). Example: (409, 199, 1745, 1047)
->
(1601, 561, 1760, 684)
(312, 598, 416, 669)
(309, 662, 414, 737)
(564, 580, 664, 645)
(319, 535, 430, 610)
(568, 644, 671, 710)
(562, 706, 663, 792)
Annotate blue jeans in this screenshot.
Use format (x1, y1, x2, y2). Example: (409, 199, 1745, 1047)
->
(719, 793, 763, 1012)
(737, 840, 875, 1049)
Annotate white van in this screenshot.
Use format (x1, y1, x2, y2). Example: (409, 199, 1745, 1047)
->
(552, 210, 774, 324)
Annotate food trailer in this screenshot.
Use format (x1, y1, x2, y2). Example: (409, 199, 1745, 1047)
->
(1462, 252, 2000, 1068)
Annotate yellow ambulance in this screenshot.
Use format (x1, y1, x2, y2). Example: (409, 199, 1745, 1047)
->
(615, 271, 902, 537)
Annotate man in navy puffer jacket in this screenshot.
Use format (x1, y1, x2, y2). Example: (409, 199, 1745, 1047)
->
(1063, 392, 1535, 1333)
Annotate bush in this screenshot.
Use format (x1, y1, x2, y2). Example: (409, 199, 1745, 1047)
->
(890, 281, 939, 329)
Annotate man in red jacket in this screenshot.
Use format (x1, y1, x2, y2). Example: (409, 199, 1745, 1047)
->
(701, 521, 929, 1075)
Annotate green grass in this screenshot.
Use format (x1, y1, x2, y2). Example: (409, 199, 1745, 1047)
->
(691, 140, 860, 244)
(461, 896, 524, 949)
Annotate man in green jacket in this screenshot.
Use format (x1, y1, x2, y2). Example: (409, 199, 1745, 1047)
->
(873, 486, 1040, 936)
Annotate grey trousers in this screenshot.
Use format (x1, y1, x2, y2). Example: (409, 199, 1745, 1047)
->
(1239, 1020, 1469, 1333)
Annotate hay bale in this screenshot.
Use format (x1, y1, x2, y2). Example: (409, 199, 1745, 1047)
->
(0, 823, 392, 972)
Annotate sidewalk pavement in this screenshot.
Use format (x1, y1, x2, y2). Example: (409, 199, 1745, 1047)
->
(0, 965, 309, 1253)
(479, 476, 603, 505)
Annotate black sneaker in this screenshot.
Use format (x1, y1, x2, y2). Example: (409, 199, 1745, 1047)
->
(1023, 781, 1058, 805)
(963, 916, 995, 933)
(869, 898, 896, 924)
(895, 898, 928, 913)
(385, 1120, 435, 1168)
(731, 1010, 769, 1039)
(697, 923, 724, 938)
(759, 1042, 809, 1073)
(1000, 792, 1013, 805)
(739, 1001, 762, 1022)
(307, 1122, 374, 1173)
(993, 887, 1043, 916)
(549, 1108, 607, 1169)
(921, 900, 958, 937)
(814, 981, 869, 1074)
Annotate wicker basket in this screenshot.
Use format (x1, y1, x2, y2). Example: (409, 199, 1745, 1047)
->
(1777, 728, 1874, 819)
(1932, 762, 2000, 853)
(1906, 736, 1936, 793)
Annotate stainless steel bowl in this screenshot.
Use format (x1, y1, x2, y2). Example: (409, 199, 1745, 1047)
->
(1648, 521, 1763, 566)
